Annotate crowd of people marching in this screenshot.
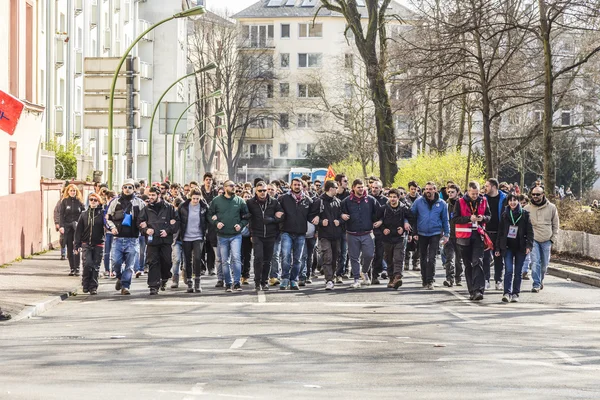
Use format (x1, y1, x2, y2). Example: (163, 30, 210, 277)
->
(48, 172, 560, 304)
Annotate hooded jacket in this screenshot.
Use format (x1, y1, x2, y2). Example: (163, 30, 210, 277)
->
(74, 206, 105, 248)
(246, 195, 284, 239)
(379, 201, 410, 244)
(315, 193, 344, 240)
(341, 192, 380, 234)
(138, 200, 180, 246)
(411, 192, 450, 237)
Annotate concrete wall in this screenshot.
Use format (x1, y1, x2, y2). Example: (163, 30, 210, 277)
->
(554, 230, 600, 260)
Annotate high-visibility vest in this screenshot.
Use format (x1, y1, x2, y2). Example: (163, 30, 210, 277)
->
(455, 197, 488, 239)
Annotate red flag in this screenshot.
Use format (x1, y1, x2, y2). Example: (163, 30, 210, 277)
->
(0, 90, 25, 136)
(325, 165, 336, 181)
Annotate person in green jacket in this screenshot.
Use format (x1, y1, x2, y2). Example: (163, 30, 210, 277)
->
(208, 180, 249, 292)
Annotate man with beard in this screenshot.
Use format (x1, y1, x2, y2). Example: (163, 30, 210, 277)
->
(334, 174, 351, 282)
(404, 181, 421, 271)
(138, 187, 180, 295)
(411, 182, 450, 290)
(484, 178, 508, 291)
(201, 173, 219, 278)
(379, 189, 411, 289)
(525, 186, 559, 293)
(106, 179, 146, 295)
(315, 180, 344, 290)
(370, 179, 388, 284)
(452, 181, 491, 301)
(341, 179, 381, 289)
(442, 184, 464, 287)
(278, 178, 319, 290)
(246, 181, 284, 291)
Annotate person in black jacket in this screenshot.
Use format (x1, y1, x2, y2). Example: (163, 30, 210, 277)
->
(138, 186, 180, 295)
(442, 184, 464, 287)
(178, 188, 209, 293)
(247, 181, 284, 291)
(59, 184, 85, 276)
(278, 178, 320, 290)
(201, 173, 219, 277)
(495, 193, 534, 303)
(74, 193, 105, 295)
(370, 179, 388, 284)
(341, 179, 381, 289)
(315, 180, 344, 290)
(334, 174, 351, 281)
(379, 189, 411, 290)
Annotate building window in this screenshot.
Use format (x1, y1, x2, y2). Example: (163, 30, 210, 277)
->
(533, 110, 543, 122)
(344, 24, 355, 40)
(298, 83, 319, 98)
(280, 82, 289, 97)
(243, 143, 272, 158)
(297, 143, 316, 158)
(279, 143, 289, 157)
(249, 118, 273, 129)
(281, 24, 290, 38)
(299, 23, 323, 38)
(297, 113, 321, 128)
(242, 24, 274, 48)
(280, 53, 290, 68)
(344, 84, 353, 98)
(345, 53, 353, 69)
(561, 111, 572, 126)
(9, 142, 17, 194)
(267, 84, 274, 98)
(298, 53, 322, 68)
(280, 114, 289, 129)
(344, 113, 352, 129)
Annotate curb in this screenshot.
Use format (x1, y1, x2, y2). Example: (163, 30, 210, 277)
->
(8, 287, 80, 323)
(548, 266, 600, 288)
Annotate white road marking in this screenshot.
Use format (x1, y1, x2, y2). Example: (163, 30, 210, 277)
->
(404, 341, 455, 346)
(257, 291, 266, 303)
(328, 338, 388, 343)
(230, 338, 247, 349)
(442, 306, 478, 323)
(396, 336, 411, 339)
(441, 288, 476, 306)
(303, 385, 322, 389)
(553, 350, 581, 365)
(190, 349, 292, 355)
(382, 319, 416, 323)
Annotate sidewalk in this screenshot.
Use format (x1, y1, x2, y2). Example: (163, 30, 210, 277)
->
(0, 250, 80, 321)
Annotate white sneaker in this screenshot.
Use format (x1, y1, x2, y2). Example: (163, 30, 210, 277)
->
(485, 281, 491, 290)
(495, 281, 502, 291)
(502, 294, 510, 303)
(510, 294, 519, 303)
(361, 273, 371, 286)
(350, 280, 361, 289)
(325, 281, 334, 290)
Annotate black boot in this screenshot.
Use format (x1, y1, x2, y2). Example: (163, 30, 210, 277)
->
(187, 279, 194, 293)
(194, 278, 202, 293)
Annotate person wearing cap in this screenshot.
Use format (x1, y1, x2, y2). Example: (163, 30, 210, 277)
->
(74, 193, 106, 295)
(105, 179, 146, 295)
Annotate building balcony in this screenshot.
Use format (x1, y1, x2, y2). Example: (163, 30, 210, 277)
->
(238, 38, 276, 50)
(236, 127, 275, 140)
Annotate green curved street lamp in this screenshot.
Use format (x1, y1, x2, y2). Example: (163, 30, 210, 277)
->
(106, 5, 206, 189)
(170, 90, 223, 180)
(147, 62, 217, 181)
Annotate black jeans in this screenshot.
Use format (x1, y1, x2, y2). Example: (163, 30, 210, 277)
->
(460, 235, 486, 295)
(405, 238, 420, 268)
(252, 237, 275, 285)
(443, 237, 463, 283)
(302, 237, 317, 280)
(319, 238, 340, 282)
(241, 236, 253, 279)
(383, 240, 406, 278)
(483, 231, 504, 282)
(146, 244, 173, 289)
(418, 234, 440, 284)
(183, 240, 204, 281)
(64, 225, 80, 272)
(203, 243, 215, 273)
(81, 244, 102, 291)
(372, 235, 385, 277)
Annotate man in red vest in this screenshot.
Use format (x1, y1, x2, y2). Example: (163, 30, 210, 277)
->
(452, 181, 491, 301)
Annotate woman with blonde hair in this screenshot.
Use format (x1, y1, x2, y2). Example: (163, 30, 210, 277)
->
(59, 184, 85, 275)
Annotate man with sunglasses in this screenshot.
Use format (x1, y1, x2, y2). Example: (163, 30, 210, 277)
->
(208, 180, 250, 292)
(247, 181, 284, 291)
(106, 179, 146, 295)
(524, 187, 559, 293)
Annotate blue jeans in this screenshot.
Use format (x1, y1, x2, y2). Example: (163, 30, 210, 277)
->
(281, 232, 305, 282)
(103, 232, 113, 272)
(522, 253, 531, 274)
(218, 235, 242, 286)
(531, 240, 552, 289)
(504, 249, 526, 295)
(270, 235, 282, 278)
(335, 234, 348, 277)
(111, 237, 139, 289)
(136, 235, 147, 273)
(172, 241, 184, 277)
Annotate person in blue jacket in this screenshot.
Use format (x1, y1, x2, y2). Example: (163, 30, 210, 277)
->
(411, 181, 450, 289)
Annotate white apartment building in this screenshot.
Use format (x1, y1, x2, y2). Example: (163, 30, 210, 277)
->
(43, 0, 194, 187)
(231, 0, 416, 182)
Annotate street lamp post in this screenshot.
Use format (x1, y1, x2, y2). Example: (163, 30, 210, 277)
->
(170, 91, 222, 181)
(106, 5, 205, 189)
(147, 62, 217, 181)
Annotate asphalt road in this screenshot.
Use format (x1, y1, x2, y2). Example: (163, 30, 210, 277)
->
(1, 266, 600, 400)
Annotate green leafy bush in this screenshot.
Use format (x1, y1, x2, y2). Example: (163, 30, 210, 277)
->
(45, 138, 79, 179)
